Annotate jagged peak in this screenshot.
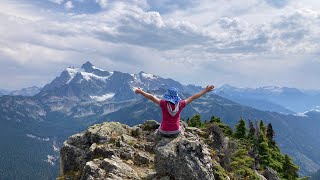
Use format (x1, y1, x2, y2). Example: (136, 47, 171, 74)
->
(81, 61, 94, 69)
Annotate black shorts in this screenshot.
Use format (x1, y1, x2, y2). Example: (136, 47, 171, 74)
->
(159, 131, 180, 138)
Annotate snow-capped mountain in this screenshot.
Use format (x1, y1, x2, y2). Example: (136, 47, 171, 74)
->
(40, 61, 201, 102)
(215, 84, 320, 113)
(9, 86, 42, 96)
(216, 84, 304, 96)
(0, 89, 10, 96)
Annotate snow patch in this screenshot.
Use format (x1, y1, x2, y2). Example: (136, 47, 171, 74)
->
(80, 72, 112, 81)
(45, 155, 57, 166)
(102, 107, 120, 115)
(66, 67, 79, 84)
(260, 86, 283, 93)
(66, 67, 113, 83)
(73, 109, 96, 118)
(53, 141, 59, 152)
(90, 93, 115, 101)
(296, 106, 320, 117)
(92, 65, 105, 71)
(27, 134, 50, 141)
(141, 72, 155, 79)
(293, 112, 308, 117)
(131, 74, 141, 83)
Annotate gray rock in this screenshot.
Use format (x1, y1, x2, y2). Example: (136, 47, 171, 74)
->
(100, 156, 139, 179)
(66, 132, 88, 148)
(141, 120, 160, 131)
(134, 151, 152, 166)
(206, 124, 227, 150)
(144, 142, 155, 153)
(255, 170, 267, 180)
(121, 134, 137, 144)
(159, 176, 171, 180)
(186, 126, 205, 135)
(131, 126, 142, 138)
(155, 137, 215, 180)
(144, 171, 157, 180)
(80, 161, 106, 180)
(86, 122, 129, 144)
(263, 167, 281, 180)
(134, 143, 145, 149)
(59, 143, 87, 175)
(120, 148, 135, 160)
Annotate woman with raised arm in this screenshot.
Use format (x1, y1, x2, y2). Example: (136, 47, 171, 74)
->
(135, 85, 214, 138)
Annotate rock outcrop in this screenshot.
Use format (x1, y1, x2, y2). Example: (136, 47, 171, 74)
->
(57, 120, 216, 180)
(57, 120, 273, 180)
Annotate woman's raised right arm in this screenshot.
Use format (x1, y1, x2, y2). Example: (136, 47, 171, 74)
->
(135, 87, 160, 105)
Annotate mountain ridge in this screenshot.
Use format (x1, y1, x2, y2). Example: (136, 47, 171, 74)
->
(215, 84, 320, 113)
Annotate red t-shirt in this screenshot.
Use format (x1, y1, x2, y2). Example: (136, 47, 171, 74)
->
(159, 99, 186, 132)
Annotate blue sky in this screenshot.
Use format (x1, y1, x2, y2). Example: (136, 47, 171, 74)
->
(0, 0, 320, 90)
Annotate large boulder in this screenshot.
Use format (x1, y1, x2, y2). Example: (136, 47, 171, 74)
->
(154, 136, 215, 180)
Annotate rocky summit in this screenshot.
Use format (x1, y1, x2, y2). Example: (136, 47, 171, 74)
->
(57, 120, 281, 180)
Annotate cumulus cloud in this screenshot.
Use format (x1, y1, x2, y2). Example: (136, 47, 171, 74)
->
(96, 0, 108, 8)
(64, 1, 74, 10)
(0, 0, 320, 89)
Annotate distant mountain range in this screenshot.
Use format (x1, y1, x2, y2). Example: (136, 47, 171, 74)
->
(0, 61, 319, 179)
(9, 86, 42, 96)
(215, 84, 320, 113)
(0, 89, 10, 95)
(0, 87, 41, 97)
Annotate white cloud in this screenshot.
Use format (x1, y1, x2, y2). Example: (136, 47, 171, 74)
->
(64, 1, 74, 10)
(96, 0, 108, 8)
(0, 0, 320, 89)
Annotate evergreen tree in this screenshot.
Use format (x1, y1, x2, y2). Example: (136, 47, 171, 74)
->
(266, 123, 276, 147)
(230, 148, 259, 179)
(283, 154, 299, 180)
(234, 118, 247, 139)
(259, 120, 266, 135)
(257, 133, 271, 169)
(186, 117, 190, 126)
(210, 115, 216, 123)
(187, 114, 202, 127)
(247, 120, 256, 141)
(210, 115, 222, 124)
